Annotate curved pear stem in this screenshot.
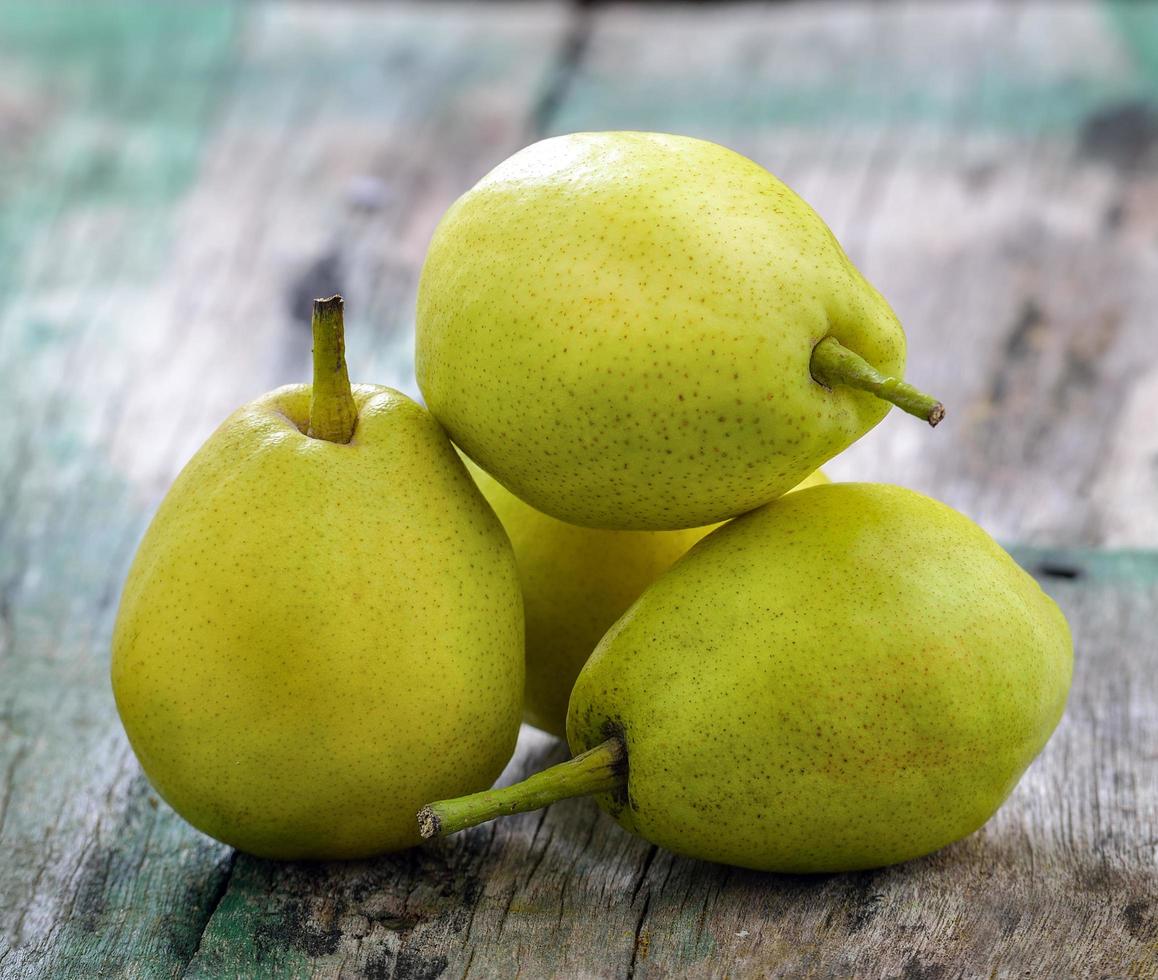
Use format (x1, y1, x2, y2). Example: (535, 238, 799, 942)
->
(307, 295, 358, 443)
(418, 737, 627, 839)
(810, 336, 945, 427)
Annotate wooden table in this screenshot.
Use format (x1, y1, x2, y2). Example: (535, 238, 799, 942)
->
(1, 2, 1155, 976)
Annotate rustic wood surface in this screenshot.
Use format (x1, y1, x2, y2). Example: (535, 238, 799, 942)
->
(1, 1, 1156, 977)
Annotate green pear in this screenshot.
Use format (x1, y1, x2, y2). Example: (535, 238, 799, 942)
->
(465, 456, 828, 737)
(111, 297, 524, 859)
(419, 484, 1072, 873)
(417, 132, 942, 531)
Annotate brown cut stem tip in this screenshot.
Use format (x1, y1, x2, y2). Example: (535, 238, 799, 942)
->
(417, 806, 441, 840)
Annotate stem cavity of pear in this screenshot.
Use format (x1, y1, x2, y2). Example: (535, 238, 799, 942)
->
(810, 336, 945, 427)
(307, 295, 359, 444)
(418, 737, 628, 839)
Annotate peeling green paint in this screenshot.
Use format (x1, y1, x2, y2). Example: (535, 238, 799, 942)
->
(0, 6, 242, 977)
(0, 1, 239, 284)
(551, 6, 1158, 137)
(1012, 547, 1158, 588)
(1104, 0, 1158, 90)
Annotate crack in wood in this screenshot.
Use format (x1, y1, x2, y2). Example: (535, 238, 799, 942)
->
(625, 887, 652, 980)
(530, 1, 593, 136)
(0, 740, 29, 848)
(179, 848, 238, 978)
(520, 808, 554, 891)
(631, 844, 658, 905)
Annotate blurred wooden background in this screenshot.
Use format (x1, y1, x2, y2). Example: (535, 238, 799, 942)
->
(0, 2, 1155, 977)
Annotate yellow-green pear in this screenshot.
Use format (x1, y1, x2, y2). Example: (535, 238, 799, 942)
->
(465, 457, 828, 736)
(112, 297, 523, 859)
(421, 484, 1072, 873)
(417, 132, 942, 531)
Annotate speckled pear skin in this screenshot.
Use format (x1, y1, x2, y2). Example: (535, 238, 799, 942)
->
(566, 483, 1073, 872)
(111, 385, 524, 859)
(465, 456, 828, 737)
(416, 132, 905, 530)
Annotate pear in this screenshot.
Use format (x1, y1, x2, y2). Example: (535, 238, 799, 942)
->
(419, 484, 1072, 873)
(417, 132, 942, 530)
(111, 297, 523, 859)
(465, 456, 828, 736)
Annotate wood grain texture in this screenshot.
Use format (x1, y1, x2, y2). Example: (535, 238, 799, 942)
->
(0, 1, 1155, 978)
(0, 3, 572, 977)
(10, 554, 1154, 979)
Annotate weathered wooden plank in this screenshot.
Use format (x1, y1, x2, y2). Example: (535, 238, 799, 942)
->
(0, 6, 246, 978)
(124, 553, 1158, 978)
(0, 2, 572, 977)
(2, 2, 1157, 979)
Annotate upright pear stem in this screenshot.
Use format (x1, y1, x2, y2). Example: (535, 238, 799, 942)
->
(418, 737, 628, 839)
(307, 295, 358, 444)
(810, 336, 944, 427)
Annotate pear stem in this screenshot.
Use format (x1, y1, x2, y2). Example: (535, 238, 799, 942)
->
(307, 295, 358, 444)
(418, 737, 627, 839)
(810, 336, 944, 427)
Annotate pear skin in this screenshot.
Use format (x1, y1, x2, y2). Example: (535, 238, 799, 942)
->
(417, 132, 938, 530)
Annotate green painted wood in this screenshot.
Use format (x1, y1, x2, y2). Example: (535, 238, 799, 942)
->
(0, 6, 245, 979)
(0, 1, 1156, 978)
(0, 2, 572, 977)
